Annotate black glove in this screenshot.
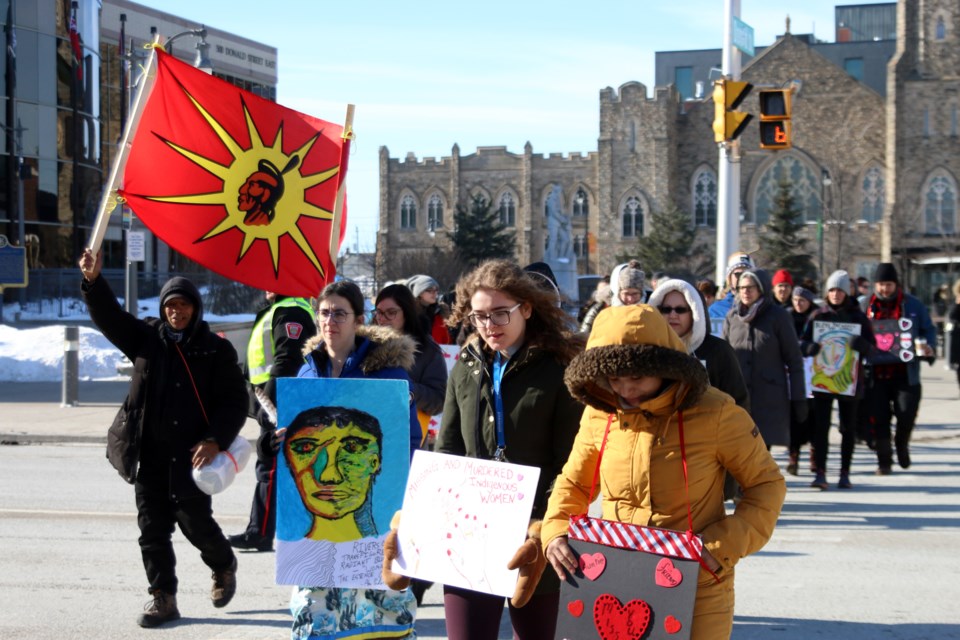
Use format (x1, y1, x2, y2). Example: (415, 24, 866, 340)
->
(849, 335, 872, 354)
(791, 401, 809, 424)
(256, 429, 283, 459)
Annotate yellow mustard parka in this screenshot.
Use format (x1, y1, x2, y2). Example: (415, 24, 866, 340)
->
(541, 305, 786, 640)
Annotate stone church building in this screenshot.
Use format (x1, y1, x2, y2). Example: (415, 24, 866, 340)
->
(378, 0, 959, 301)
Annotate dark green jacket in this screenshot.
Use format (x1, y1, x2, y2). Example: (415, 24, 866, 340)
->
(435, 338, 583, 521)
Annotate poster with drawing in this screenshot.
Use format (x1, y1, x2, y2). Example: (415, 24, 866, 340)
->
(418, 345, 462, 445)
(274, 377, 411, 588)
(811, 320, 862, 397)
(867, 317, 916, 365)
(391, 450, 540, 598)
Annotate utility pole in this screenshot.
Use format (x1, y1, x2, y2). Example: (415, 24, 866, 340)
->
(715, 0, 743, 285)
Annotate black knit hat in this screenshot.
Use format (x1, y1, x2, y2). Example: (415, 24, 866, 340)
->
(874, 262, 899, 284)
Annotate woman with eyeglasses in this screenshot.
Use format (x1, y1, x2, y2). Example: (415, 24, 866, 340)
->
(723, 270, 807, 451)
(374, 284, 448, 444)
(434, 259, 584, 640)
(291, 280, 421, 640)
(648, 279, 749, 410)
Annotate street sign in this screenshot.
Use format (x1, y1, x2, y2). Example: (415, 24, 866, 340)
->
(127, 231, 145, 262)
(733, 17, 755, 56)
(0, 235, 28, 288)
(121, 205, 133, 231)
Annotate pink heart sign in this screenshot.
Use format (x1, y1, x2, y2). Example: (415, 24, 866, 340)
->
(654, 558, 683, 588)
(579, 552, 607, 580)
(876, 333, 894, 352)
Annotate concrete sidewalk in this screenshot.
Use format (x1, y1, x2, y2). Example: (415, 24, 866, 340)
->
(0, 379, 261, 444)
(2, 364, 957, 446)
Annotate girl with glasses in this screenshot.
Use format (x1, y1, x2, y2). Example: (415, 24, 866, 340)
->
(373, 284, 448, 448)
(435, 259, 585, 640)
(291, 280, 422, 640)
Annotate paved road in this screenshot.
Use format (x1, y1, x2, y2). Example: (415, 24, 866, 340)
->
(1, 366, 959, 638)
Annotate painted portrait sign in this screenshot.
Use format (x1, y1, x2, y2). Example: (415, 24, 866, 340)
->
(275, 377, 411, 587)
(811, 320, 862, 397)
(867, 317, 917, 365)
(391, 450, 540, 598)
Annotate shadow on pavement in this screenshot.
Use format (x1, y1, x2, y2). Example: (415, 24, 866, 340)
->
(733, 616, 960, 639)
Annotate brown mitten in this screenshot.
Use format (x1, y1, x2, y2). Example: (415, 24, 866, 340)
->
(507, 520, 546, 608)
(381, 510, 411, 591)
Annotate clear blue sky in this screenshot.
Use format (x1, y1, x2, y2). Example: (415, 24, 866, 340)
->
(149, 0, 846, 254)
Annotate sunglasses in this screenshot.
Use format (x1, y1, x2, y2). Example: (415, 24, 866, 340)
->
(657, 305, 691, 315)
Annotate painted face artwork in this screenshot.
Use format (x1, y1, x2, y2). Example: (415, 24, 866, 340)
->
(285, 419, 381, 522)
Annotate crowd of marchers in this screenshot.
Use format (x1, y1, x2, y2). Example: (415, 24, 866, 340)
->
(78, 246, 960, 640)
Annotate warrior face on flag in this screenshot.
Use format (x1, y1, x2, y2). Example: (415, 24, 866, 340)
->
(117, 50, 349, 296)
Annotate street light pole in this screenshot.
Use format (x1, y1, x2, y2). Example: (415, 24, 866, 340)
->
(819, 168, 831, 280)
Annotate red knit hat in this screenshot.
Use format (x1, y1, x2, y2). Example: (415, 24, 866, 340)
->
(772, 269, 794, 287)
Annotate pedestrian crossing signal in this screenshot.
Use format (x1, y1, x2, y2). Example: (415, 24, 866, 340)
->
(758, 89, 792, 150)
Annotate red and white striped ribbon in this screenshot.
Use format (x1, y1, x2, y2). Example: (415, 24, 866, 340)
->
(568, 515, 703, 561)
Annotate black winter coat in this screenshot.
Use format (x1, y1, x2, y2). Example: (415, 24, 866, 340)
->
(83, 276, 248, 497)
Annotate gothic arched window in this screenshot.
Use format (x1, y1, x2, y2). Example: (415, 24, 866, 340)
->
(573, 188, 589, 216)
(499, 192, 516, 227)
(427, 193, 443, 231)
(752, 156, 821, 225)
(924, 174, 957, 235)
(692, 169, 718, 227)
(622, 196, 644, 237)
(861, 166, 884, 223)
(936, 16, 946, 40)
(400, 195, 417, 229)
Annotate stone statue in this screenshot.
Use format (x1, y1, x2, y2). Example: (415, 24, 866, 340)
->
(542, 184, 579, 302)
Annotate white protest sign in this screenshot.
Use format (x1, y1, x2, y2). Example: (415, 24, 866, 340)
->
(393, 450, 540, 598)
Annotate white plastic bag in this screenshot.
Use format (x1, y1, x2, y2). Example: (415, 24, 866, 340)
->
(192, 436, 253, 495)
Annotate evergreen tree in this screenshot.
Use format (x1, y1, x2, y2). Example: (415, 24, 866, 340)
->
(618, 203, 713, 280)
(760, 179, 816, 280)
(448, 194, 515, 268)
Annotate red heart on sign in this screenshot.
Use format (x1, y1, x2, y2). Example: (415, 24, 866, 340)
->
(655, 558, 683, 588)
(876, 333, 894, 352)
(579, 552, 607, 580)
(567, 599, 584, 617)
(593, 594, 650, 640)
(664, 615, 682, 634)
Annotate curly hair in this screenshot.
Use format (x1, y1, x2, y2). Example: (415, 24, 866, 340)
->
(449, 259, 583, 364)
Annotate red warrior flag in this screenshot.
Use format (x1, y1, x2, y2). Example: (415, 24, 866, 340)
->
(119, 49, 349, 297)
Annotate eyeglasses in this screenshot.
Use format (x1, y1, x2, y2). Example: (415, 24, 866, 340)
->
(619, 290, 643, 302)
(317, 309, 354, 324)
(373, 307, 401, 321)
(467, 302, 523, 328)
(657, 305, 691, 315)
(737, 285, 758, 293)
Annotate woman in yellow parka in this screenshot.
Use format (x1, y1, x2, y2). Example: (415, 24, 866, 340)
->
(542, 304, 786, 639)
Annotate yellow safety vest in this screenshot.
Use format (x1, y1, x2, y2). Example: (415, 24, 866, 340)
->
(247, 297, 313, 385)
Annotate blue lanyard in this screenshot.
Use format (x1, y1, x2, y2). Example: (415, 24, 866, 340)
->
(492, 352, 507, 461)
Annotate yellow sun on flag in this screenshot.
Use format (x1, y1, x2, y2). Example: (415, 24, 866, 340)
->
(146, 88, 339, 276)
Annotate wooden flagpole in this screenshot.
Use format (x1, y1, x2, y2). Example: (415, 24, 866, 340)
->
(86, 34, 161, 254)
(328, 104, 355, 264)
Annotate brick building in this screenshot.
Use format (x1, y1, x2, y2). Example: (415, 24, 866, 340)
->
(378, 0, 959, 301)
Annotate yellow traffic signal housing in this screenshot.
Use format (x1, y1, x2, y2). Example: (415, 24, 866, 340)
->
(758, 89, 792, 150)
(712, 79, 753, 143)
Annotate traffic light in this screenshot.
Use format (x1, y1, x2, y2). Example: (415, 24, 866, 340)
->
(712, 79, 753, 143)
(758, 89, 792, 149)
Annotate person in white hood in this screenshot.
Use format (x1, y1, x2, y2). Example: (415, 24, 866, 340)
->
(648, 278, 749, 410)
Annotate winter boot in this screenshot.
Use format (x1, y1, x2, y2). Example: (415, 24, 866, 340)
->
(875, 438, 894, 475)
(894, 430, 912, 469)
(211, 558, 237, 608)
(838, 472, 853, 489)
(786, 451, 799, 476)
(810, 472, 828, 491)
(137, 591, 180, 628)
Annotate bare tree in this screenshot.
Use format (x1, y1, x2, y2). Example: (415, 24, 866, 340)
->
(377, 245, 466, 293)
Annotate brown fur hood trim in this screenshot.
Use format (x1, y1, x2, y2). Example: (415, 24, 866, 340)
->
(563, 305, 708, 414)
(302, 324, 417, 373)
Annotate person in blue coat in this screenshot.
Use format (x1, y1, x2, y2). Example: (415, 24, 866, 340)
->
(290, 279, 420, 639)
(709, 251, 756, 320)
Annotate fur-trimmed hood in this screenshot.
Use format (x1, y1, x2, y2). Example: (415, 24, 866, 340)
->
(564, 304, 709, 414)
(646, 278, 707, 353)
(301, 324, 416, 374)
